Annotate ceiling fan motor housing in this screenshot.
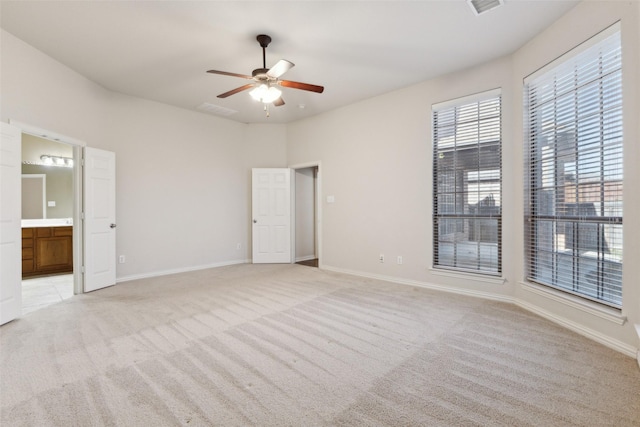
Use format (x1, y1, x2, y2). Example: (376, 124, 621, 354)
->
(256, 34, 272, 48)
(252, 68, 271, 81)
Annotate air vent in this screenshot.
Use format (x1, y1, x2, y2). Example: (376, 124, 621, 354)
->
(468, 0, 503, 15)
(197, 102, 238, 117)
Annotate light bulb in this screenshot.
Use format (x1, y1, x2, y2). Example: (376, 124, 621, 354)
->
(41, 155, 53, 165)
(249, 84, 281, 104)
(250, 84, 268, 101)
(262, 87, 282, 103)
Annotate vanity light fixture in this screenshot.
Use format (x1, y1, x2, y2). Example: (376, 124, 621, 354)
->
(40, 154, 74, 168)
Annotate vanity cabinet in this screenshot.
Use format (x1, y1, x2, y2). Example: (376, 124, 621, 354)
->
(22, 228, 35, 275)
(22, 226, 73, 277)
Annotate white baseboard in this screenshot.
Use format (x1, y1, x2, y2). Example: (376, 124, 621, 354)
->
(321, 265, 513, 303)
(295, 255, 316, 263)
(519, 281, 626, 325)
(322, 264, 638, 359)
(116, 259, 249, 283)
(515, 299, 637, 358)
(636, 324, 640, 369)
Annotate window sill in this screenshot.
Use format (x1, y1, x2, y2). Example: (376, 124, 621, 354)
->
(519, 281, 626, 325)
(429, 268, 506, 286)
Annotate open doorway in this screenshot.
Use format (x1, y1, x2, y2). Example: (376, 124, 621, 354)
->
(294, 165, 319, 268)
(21, 134, 76, 314)
(3, 121, 115, 323)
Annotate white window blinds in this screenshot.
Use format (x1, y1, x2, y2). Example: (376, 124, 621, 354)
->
(524, 24, 623, 307)
(433, 90, 502, 275)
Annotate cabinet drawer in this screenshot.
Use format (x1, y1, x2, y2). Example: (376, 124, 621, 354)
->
(36, 227, 52, 238)
(22, 237, 34, 248)
(53, 227, 73, 237)
(22, 259, 34, 273)
(22, 228, 34, 238)
(22, 247, 34, 260)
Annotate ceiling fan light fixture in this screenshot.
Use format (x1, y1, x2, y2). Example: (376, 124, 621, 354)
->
(208, 34, 323, 112)
(250, 84, 282, 104)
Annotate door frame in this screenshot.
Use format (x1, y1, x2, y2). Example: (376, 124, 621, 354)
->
(289, 161, 322, 268)
(10, 120, 86, 294)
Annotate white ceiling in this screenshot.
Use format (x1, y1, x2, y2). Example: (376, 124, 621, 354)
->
(0, 0, 578, 124)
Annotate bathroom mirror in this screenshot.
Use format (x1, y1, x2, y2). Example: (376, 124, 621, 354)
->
(22, 174, 47, 219)
(22, 134, 74, 220)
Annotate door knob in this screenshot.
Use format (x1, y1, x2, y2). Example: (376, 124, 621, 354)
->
(253, 219, 257, 223)
(110, 223, 117, 229)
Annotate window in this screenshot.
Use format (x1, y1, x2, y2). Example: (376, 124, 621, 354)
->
(524, 24, 623, 308)
(432, 90, 502, 274)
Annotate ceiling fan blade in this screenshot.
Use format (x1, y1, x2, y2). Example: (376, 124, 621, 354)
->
(267, 60, 294, 79)
(207, 69, 253, 79)
(279, 80, 324, 93)
(217, 84, 255, 98)
(273, 97, 285, 107)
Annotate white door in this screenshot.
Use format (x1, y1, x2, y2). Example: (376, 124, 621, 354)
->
(252, 168, 292, 263)
(84, 147, 116, 292)
(0, 123, 22, 325)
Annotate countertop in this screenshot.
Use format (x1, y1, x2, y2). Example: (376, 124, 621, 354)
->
(21, 219, 73, 228)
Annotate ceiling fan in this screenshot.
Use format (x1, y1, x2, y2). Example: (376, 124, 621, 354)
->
(207, 34, 324, 108)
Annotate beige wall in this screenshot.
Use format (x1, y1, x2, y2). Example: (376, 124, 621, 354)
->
(21, 175, 45, 219)
(104, 94, 286, 278)
(21, 133, 73, 162)
(288, 2, 640, 354)
(288, 56, 514, 295)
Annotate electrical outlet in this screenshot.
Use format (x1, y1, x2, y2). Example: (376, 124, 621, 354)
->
(379, 254, 385, 263)
(397, 256, 403, 265)
(236, 243, 241, 250)
(119, 255, 125, 264)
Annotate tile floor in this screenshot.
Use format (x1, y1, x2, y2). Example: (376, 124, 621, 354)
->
(22, 274, 74, 315)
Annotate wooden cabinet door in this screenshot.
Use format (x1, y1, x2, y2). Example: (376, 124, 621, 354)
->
(35, 235, 73, 271)
(23, 226, 73, 277)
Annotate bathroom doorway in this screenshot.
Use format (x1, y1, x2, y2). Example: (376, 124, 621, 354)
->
(293, 165, 320, 268)
(21, 134, 76, 314)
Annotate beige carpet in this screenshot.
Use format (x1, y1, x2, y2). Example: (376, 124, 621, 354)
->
(1, 264, 639, 426)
